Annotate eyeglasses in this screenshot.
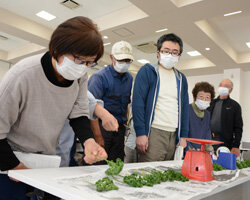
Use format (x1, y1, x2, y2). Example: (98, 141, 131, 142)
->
(72, 55, 97, 68)
(197, 96, 211, 101)
(160, 49, 180, 57)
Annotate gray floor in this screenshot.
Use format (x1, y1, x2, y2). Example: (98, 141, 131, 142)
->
(202, 180, 250, 200)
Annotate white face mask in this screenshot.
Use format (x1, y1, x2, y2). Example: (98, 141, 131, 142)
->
(56, 56, 88, 80)
(114, 61, 130, 73)
(159, 53, 179, 69)
(195, 99, 210, 110)
(218, 87, 229, 96)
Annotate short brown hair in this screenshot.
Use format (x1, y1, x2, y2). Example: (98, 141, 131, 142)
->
(192, 82, 215, 100)
(49, 16, 103, 62)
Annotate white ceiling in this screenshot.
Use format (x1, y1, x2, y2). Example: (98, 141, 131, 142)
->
(0, 0, 134, 29)
(209, 12, 250, 53)
(0, 31, 29, 51)
(0, 0, 250, 76)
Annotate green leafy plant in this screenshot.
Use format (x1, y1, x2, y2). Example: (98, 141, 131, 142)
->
(89, 152, 124, 176)
(236, 159, 250, 169)
(105, 158, 124, 175)
(161, 169, 189, 182)
(89, 153, 189, 191)
(213, 163, 225, 171)
(95, 177, 118, 192)
(122, 169, 188, 188)
(123, 173, 144, 187)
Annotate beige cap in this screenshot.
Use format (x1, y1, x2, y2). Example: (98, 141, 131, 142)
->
(111, 41, 134, 61)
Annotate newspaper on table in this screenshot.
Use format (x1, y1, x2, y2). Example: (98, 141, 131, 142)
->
(56, 162, 241, 200)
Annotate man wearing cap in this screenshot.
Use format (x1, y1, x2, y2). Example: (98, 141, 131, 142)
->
(88, 41, 133, 162)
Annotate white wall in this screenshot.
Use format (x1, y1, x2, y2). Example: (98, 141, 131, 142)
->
(223, 68, 241, 103)
(186, 73, 223, 102)
(186, 70, 250, 143)
(242, 71, 250, 142)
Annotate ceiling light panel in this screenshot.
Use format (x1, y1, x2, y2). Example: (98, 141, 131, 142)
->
(246, 42, 250, 48)
(36, 11, 56, 21)
(155, 28, 168, 33)
(187, 51, 201, 56)
(104, 43, 111, 46)
(224, 11, 242, 17)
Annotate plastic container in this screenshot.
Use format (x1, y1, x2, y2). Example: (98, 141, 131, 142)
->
(213, 152, 236, 170)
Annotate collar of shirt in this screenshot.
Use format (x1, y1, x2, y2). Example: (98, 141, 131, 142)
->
(191, 102, 204, 118)
(217, 95, 230, 100)
(41, 52, 73, 87)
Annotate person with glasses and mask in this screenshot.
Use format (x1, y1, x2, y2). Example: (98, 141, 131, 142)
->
(88, 41, 133, 163)
(0, 16, 107, 200)
(132, 33, 189, 162)
(187, 82, 215, 151)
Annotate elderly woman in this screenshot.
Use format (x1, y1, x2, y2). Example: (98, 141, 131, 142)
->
(0, 16, 107, 199)
(187, 82, 215, 150)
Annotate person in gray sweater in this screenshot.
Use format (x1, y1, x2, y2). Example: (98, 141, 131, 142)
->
(0, 16, 107, 200)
